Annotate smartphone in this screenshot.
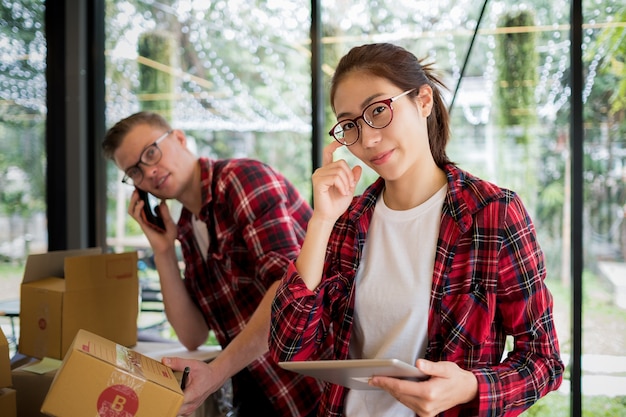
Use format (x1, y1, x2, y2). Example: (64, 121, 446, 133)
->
(136, 188, 166, 233)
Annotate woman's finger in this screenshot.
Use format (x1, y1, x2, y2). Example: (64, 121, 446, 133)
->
(322, 141, 344, 166)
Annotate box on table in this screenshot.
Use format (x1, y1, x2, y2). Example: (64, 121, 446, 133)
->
(0, 387, 17, 417)
(0, 328, 11, 388)
(42, 329, 183, 417)
(19, 248, 139, 360)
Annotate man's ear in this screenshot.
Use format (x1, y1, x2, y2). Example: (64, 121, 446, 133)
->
(171, 129, 187, 147)
(416, 85, 434, 118)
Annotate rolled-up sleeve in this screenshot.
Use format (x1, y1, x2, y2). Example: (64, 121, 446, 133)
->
(270, 260, 348, 362)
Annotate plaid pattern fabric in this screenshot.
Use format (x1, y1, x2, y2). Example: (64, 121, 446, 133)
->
(178, 157, 322, 417)
(270, 164, 563, 417)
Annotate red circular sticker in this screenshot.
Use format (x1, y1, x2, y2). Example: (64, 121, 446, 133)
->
(38, 318, 46, 330)
(97, 384, 139, 417)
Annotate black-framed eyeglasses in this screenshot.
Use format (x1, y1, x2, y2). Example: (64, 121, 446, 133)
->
(121, 130, 172, 185)
(328, 89, 415, 146)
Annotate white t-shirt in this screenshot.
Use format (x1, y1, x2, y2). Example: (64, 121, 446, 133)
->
(345, 185, 446, 417)
(192, 215, 210, 261)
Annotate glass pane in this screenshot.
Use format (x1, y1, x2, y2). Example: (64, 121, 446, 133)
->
(582, 0, 626, 414)
(322, 0, 572, 414)
(449, 8, 574, 416)
(0, 1, 47, 355)
(104, 0, 311, 247)
(104, 1, 311, 340)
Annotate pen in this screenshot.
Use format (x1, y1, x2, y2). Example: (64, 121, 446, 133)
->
(180, 366, 190, 390)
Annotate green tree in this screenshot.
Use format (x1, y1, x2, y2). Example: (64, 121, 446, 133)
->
(137, 30, 176, 120)
(595, 6, 626, 115)
(495, 9, 538, 144)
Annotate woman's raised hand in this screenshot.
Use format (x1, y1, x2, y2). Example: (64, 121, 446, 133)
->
(311, 141, 362, 222)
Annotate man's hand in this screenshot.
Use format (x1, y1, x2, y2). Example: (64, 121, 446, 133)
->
(163, 357, 229, 417)
(128, 189, 177, 254)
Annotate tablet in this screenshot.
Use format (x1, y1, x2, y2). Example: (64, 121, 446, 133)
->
(278, 358, 428, 390)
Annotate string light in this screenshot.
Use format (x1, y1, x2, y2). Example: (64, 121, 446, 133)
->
(1, 0, 623, 130)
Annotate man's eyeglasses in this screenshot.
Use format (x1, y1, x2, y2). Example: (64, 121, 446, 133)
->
(121, 130, 172, 185)
(329, 89, 415, 146)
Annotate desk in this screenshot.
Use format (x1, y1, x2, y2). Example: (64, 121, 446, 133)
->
(134, 340, 221, 362)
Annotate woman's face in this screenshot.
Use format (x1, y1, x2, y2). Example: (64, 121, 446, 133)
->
(332, 72, 434, 184)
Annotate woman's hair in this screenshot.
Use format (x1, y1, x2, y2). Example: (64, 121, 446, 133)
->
(101, 111, 172, 160)
(330, 43, 451, 168)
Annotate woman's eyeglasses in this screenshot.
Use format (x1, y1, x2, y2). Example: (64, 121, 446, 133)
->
(329, 89, 415, 146)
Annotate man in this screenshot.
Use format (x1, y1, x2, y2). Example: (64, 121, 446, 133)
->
(102, 111, 322, 417)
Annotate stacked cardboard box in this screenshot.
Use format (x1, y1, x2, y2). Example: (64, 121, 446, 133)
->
(11, 356, 57, 417)
(0, 388, 16, 417)
(0, 328, 16, 417)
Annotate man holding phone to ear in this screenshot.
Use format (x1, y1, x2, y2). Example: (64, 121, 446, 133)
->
(102, 111, 323, 417)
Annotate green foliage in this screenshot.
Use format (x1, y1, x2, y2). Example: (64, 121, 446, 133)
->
(592, 6, 626, 114)
(583, 397, 626, 417)
(522, 392, 568, 416)
(137, 31, 176, 120)
(0, 1, 46, 218)
(537, 179, 565, 235)
(495, 9, 538, 144)
(0, 120, 45, 218)
(522, 393, 626, 417)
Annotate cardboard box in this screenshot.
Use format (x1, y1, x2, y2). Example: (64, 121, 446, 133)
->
(0, 328, 11, 388)
(0, 387, 17, 417)
(42, 329, 183, 417)
(19, 248, 139, 359)
(11, 357, 56, 417)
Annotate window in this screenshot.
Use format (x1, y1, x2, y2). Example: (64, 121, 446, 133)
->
(581, 1, 626, 413)
(2, 1, 625, 415)
(0, 1, 47, 262)
(104, 0, 311, 250)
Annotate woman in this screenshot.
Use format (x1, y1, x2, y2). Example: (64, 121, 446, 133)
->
(269, 43, 563, 417)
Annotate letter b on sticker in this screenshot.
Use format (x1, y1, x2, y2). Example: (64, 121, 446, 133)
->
(97, 384, 139, 417)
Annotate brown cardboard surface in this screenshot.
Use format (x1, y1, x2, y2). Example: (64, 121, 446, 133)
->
(20, 248, 102, 285)
(0, 328, 11, 388)
(18, 249, 139, 359)
(0, 387, 17, 417)
(42, 329, 183, 417)
(19, 279, 64, 359)
(11, 358, 56, 417)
